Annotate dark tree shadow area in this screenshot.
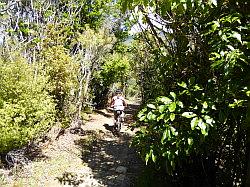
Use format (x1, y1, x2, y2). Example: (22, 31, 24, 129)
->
(56, 104, 177, 187)
(103, 123, 113, 131)
(70, 130, 176, 187)
(125, 104, 140, 115)
(25, 142, 50, 161)
(57, 129, 145, 187)
(103, 123, 124, 137)
(93, 109, 113, 118)
(0, 140, 50, 169)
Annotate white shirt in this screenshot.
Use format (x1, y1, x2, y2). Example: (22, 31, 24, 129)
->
(113, 96, 125, 110)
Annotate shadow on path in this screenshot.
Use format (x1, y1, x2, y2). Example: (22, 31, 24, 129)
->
(103, 123, 113, 132)
(57, 128, 144, 187)
(94, 109, 113, 118)
(103, 123, 124, 137)
(81, 132, 143, 186)
(55, 106, 176, 187)
(56, 104, 172, 187)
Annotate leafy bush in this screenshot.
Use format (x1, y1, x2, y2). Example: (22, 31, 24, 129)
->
(0, 55, 55, 153)
(132, 81, 216, 171)
(132, 79, 248, 184)
(92, 52, 131, 107)
(41, 45, 78, 125)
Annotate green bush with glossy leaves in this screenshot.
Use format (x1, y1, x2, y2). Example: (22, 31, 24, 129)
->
(132, 80, 217, 173)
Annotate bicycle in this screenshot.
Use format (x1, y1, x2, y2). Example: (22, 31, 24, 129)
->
(113, 110, 124, 132)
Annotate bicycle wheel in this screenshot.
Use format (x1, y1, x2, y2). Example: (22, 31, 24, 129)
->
(116, 116, 122, 132)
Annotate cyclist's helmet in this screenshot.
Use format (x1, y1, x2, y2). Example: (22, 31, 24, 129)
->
(115, 89, 122, 94)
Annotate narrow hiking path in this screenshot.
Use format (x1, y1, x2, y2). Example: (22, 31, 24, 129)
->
(0, 104, 144, 187)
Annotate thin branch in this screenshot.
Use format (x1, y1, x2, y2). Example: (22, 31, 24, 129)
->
(0, 1, 17, 13)
(130, 11, 155, 48)
(139, 6, 168, 49)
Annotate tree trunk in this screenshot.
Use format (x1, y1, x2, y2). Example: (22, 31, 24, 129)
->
(77, 76, 84, 120)
(83, 69, 91, 101)
(246, 98, 250, 186)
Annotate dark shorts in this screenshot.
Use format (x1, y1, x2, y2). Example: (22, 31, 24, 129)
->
(114, 110, 124, 120)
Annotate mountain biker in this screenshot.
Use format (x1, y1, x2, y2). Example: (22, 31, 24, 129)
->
(110, 89, 127, 123)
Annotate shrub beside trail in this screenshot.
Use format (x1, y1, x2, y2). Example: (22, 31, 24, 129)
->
(0, 55, 56, 154)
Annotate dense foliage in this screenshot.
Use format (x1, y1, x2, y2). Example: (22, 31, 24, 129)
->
(121, 0, 249, 186)
(0, 0, 249, 186)
(0, 54, 55, 153)
(92, 52, 132, 107)
(0, 0, 131, 153)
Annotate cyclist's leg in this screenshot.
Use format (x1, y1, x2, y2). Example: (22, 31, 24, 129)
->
(121, 110, 125, 122)
(114, 111, 118, 123)
(116, 113, 122, 132)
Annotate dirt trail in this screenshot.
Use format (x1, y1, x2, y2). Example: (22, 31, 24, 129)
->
(0, 105, 144, 187)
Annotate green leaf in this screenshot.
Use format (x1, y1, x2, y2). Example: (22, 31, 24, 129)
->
(177, 101, 184, 108)
(194, 85, 203, 91)
(211, 21, 220, 32)
(169, 102, 176, 112)
(145, 151, 151, 165)
(198, 120, 207, 135)
(191, 117, 199, 130)
(170, 160, 175, 169)
(139, 115, 146, 121)
(221, 34, 229, 42)
(203, 101, 208, 109)
(204, 115, 214, 126)
(157, 114, 165, 121)
(170, 126, 177, 136)
(206, 118, 214, 126)
(170, 113, 175, 121)
(229, 99, 244, 108)
(161, 129, 168, 143)
(143, 0, 149, 6)
(189, 77, 195, 85)
(147, 112, 156, 120)
(211, 0, 217, 6)
(159, 105, 166, 113)
(138, 109, 146, 120)
(170, 92, 176, 100)
(152, 152, 157, 163)
(188, 137, 193, 145)
(227, 45, 235, 51)
(246, 90, 250, 97)
(177, 81, 187, 88)
(164, 114, 170, 123)
(167, 129, 171, 139)
(121, 0, 129, 13)
(182, 112, 197, 118)
(186, 0, 192, 9)
(231, 31, 242, 43)
(209, 52, 221, 61)
(158, 97, 172, 104)
(147, 104, 156, 109)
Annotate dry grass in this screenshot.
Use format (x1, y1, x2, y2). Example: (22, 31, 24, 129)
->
(0, 132, 91, 187)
